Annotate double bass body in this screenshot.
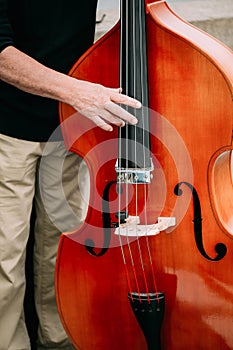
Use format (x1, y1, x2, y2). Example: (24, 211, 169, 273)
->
(56, 1, 233, 349)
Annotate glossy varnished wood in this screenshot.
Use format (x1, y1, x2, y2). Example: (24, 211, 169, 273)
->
(56, 1, 233, 349)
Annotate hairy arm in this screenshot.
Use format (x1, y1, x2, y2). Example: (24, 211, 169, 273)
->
(0, 46, 140, 131)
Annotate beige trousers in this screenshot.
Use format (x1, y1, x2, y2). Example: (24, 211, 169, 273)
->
(0, 133, 89, 350)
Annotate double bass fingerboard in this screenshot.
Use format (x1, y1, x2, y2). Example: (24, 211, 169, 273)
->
(118, 0, 151, 170)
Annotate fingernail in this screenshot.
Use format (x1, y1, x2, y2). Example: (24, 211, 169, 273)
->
(135, 101, 142, 108)
(103, 125, 113, 132)
(131, 117, 138, 125)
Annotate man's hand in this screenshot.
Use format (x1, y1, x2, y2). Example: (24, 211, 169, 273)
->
(69, 80, 141, 131)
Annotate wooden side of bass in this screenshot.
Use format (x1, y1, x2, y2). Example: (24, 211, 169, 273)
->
(56, 1, 233, 349)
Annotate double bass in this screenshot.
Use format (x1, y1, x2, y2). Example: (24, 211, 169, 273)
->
(55, 0, 233, 348)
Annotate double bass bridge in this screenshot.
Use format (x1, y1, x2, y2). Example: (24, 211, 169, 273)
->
(114, 216, 176, 237)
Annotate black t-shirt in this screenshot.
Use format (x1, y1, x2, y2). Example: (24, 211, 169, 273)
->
(0, 0, 98, 141)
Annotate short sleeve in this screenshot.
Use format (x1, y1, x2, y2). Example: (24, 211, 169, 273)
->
(0, 0, 14, 52)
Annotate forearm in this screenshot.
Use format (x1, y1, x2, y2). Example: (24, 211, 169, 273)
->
(0, 46, 76, 105)
(0, 45, 140, 131)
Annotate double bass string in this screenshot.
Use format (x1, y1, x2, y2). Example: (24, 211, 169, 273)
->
(118, 0, 159, 302)
(138, 0, 159, 298)
(131, 0, 159, 300)
(118, 0, 140, 299)
(139, 0, 159, 300)
(132, 0, 151, 301)
(118, 0, 141, 300)
(124, 0, 149, 300)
